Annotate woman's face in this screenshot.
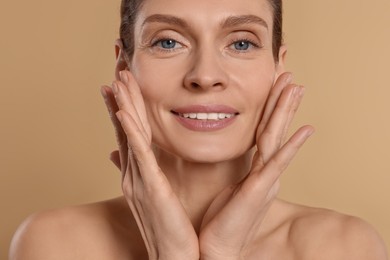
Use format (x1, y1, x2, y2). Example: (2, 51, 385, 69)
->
(128, 0, 285, 163)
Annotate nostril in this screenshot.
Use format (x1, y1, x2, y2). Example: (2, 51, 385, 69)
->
(191, 82, 200, 89)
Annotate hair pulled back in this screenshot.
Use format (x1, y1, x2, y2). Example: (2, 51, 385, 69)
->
(119, 0, 283, 61)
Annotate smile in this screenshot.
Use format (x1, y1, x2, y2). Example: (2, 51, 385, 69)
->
(178, 112, 236, 120)
(171, 110, 239, 132)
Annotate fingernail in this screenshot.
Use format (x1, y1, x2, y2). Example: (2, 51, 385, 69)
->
(120, 70, 128, 83)
(112, 82, 119, 94)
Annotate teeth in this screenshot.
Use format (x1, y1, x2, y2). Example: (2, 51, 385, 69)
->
(218, 113, 227, 119)
(208, 113, 218, 120)
(180, 112, 235, 120)
(197, 113, 208, 120)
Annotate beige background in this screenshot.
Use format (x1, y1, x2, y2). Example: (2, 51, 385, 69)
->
(1, 0, 389, 258)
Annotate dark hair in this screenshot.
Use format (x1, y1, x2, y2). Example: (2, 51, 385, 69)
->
(120, 0, 283, 61)
(267, 0, 283, 61)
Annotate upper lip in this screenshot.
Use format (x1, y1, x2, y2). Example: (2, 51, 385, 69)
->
(171, 104, 239, 114)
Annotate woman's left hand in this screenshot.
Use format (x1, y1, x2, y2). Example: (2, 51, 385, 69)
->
(198, 73, 314, 260)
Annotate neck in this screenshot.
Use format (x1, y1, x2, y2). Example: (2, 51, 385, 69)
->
(154, 146, 255, 232)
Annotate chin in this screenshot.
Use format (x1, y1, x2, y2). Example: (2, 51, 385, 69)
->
(156, 138, 254, 164)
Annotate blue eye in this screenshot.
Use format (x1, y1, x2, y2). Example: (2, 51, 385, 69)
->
(150, 37, 185, 53)
(233, 41, 251, 50)
(157, 39, 178, 49)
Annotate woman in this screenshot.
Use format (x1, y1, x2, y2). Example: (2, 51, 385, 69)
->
(10, 0, 388, 259)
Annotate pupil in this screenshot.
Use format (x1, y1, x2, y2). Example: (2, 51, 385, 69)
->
(162, 40, 176, 49)
(235, 41, 249, 50)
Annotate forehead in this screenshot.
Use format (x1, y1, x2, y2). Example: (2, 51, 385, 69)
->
(136, 0, 273, 29)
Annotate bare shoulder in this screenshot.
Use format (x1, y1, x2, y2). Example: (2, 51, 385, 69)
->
(9, 197, 145, 260)
(284, 201, 388, 260)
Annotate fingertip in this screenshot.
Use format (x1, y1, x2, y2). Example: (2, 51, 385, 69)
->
(284, 72, 293, 84)
(298, 86, 307, 100)
(298, 126, 315, 146)
(124, 69, 133, 79)
(289, 125, 315, 146)
(304, 125, 315, 137)
(100, 85, 108, 98)
(119, 70, 129, 84)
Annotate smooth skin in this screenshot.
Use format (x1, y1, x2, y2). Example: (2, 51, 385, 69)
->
(10, 0, 388, 259)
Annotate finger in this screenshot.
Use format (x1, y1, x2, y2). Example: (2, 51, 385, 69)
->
(112, 80, 146, 138)
(120, 70, 151, 140)
(112, 74, 150, 143)
(257, 72, 292, 135)
(257, 84, 298, 163)
(281, 86, 305, 144)
(256, 125, 314, 189)
(100, 86, 128, 174)
(101, 86, 122, 141)
(116, 110, 167, 189)
(233, 125, 313, 214)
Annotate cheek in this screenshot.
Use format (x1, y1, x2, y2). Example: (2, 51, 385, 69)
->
(130, 55, 186, 104)
(228, 60, 276, 113)
(130, 56, 185, 146)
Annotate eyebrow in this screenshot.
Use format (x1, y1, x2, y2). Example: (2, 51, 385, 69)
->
(142, 14, 190, 29)
(141, 14, 268, 30)
(221, 15, 269, 30)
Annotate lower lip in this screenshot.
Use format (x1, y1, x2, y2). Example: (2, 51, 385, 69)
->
(173, 114, 237, 131)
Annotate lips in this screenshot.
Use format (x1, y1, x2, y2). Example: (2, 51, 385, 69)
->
(177, 112, 235, 120)
(171, 105, 239, 131)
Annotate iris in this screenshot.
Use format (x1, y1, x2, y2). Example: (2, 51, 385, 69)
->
(160, 39, 176, 49)
(234, 41, 250, 50)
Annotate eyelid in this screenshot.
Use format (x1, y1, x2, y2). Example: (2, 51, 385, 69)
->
(225, 30, 264, 51)
(147, 30, 189, 51)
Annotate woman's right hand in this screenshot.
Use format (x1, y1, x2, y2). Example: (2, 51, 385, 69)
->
(101, 70, 199, 260)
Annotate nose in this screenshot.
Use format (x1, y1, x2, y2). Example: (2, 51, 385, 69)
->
(183, 48, 229, 91)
